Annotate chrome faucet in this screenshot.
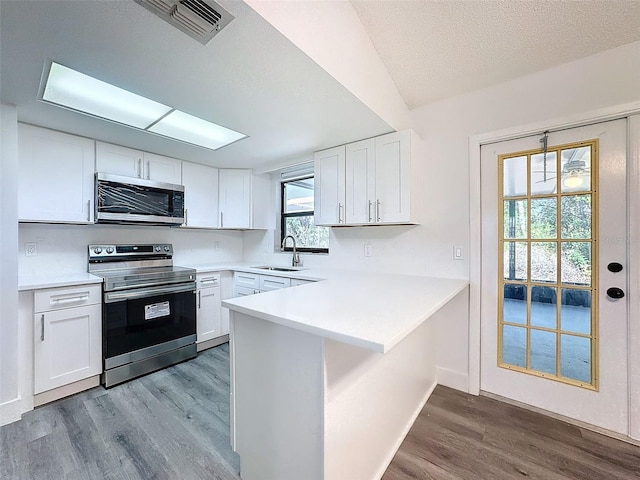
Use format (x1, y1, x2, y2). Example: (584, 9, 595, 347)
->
(281, 235, 301, 267)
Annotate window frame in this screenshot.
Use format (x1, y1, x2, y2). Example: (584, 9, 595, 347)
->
(280, 176, 329, 254)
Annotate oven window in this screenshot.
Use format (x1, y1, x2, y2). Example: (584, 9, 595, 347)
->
(104, 288, 196, 359)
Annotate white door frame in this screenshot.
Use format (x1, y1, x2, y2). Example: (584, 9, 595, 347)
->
(469, 100, 640, 439)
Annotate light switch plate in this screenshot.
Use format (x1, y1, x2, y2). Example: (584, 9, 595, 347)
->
(364, 244, 372, 257)
(453, 245, 463, 260)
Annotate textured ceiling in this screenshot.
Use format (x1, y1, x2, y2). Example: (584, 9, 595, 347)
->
(351, 0, 640, 109)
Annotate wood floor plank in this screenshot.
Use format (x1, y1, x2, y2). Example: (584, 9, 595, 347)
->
(384, 385, 640, 480)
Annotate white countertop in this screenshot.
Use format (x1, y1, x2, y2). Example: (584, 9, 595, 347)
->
(19, 272, 103, 291)
(223, 271, 468, 353)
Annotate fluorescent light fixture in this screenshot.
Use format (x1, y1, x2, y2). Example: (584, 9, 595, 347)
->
(148, 110, 246, 150)
(40, 61, 247, 150)
(42, 62, 172, 129)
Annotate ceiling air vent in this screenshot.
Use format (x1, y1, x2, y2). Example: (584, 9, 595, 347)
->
(134, 0, 234, 45)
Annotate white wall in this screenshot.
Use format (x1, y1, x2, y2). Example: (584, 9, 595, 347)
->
(0, 104, 20, 424)
(245, 0, 411, 132)
(18, 224, 244, 277)
(244, 40, 640, 391)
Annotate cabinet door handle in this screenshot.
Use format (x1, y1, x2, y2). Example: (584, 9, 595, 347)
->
(338, 203, 343, 224)
(40, 314, 45, 341)
(51, 294, 89, 305)
(198, 290, 201, 308)
(376, 199, 381, 222)
(185, 208, 188, 227)
(146, 160, 150, 180)
(220, 212, 224, 228)
(87, 200, 91, 222)
(368, 200, 373, 222)
(138, 158, 142, 178)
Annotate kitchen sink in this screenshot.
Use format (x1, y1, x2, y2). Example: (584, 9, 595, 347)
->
(253, 266, 301, 272)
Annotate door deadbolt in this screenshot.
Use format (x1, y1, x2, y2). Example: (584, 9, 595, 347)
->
(606, 287, 625, 299)
(607, 262, 623, 273)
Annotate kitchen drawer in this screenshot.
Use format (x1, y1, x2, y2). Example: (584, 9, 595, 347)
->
(260, 275, 291, 292)
(197, 272, 221, 289)
(34, 284, 102, 313)
(234, 285, 260, 297)
(233, 271, 260, 289)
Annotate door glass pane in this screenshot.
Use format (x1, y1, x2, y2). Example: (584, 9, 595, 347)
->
(503, 325, 527, 367)
(504, 242, 527, 281)
(531, 151, 558, 195)
(531, 242, 557, 283)
(561, 195, 591, 239)
(561, 146, 591, 193)
(530, 329, 557, 375)
(498, 140, 597, 389)
(504, 199, 528, 239)
(503, 284, 527, 325)
(561, 289, 591, 335)
(561, 334, 591, 383)
(531, 197, 557, 239)
(561, 242, 591, 286)
(503, 156, 527, 197)
(531, 286, 557, 329)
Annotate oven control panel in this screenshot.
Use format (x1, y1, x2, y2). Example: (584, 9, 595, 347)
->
(88, 244, 173, 259)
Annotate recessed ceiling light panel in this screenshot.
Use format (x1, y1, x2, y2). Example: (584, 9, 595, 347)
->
(39, 61, 247, 151)
(149, 110, 246, 150)
(41, 62, 172, 129)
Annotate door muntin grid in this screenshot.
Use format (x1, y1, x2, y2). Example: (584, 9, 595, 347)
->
(498, 140, 598, 390)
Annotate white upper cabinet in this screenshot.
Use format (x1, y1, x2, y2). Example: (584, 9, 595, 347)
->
(314, 145, 346, 226)
(18, 124, 95, 224)
(219, 169, 251, 229)
(345, 138, 376, 224)
(96, 142, 182, 184)
(374, 130, 412, 224)
(314, 130, 422, 226)
(217, 170, 271, 230)
(182, 162, 219, 229)
(143, 152, 183, 184)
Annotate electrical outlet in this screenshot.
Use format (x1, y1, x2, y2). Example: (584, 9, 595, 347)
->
(364, 244, 372, 257)
(25, 242, 37, 256)
(214, 241, 220, 251)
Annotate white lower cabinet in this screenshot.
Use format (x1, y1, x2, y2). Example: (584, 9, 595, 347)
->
(233, 271, 306, 297)
(33, 285, 102, 394)
(196, 273, 222, 343)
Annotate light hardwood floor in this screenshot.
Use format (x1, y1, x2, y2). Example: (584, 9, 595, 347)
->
(384, 385, 640, 480)
(3, 345, 639, 479)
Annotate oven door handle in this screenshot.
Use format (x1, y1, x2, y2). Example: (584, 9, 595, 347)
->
(104, 283, 196, 303)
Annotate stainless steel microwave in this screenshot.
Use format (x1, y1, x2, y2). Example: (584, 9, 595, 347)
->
(95, 173, 185, 226)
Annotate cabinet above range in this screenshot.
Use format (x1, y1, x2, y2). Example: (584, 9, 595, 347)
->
(96, 141, 183, 184)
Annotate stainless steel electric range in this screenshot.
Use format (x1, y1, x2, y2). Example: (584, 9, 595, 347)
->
(88, 244, 197, 387)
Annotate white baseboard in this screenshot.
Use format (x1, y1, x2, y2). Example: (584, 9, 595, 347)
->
(437, 366, 469, 392)
(197, 335, 229, 352)
(0, 397, 22, 427)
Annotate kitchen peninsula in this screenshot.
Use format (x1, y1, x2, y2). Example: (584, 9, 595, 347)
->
(223, 271, 468, 480)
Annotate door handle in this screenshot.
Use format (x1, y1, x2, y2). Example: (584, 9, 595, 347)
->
(41, 314, 45, 341)
(198, 290, 201, 308)
(606, 287, 625, 299)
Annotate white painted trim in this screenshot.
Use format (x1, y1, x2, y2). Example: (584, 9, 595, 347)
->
(196, 335, 229, 352)
(437, 367, 469, 393)
(372, 378, 437, 480)
(627, 115, 640, 441)
(469, 99, 640, 397)
(33, 375, 100, 407)
(0, 397, 22, 427)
